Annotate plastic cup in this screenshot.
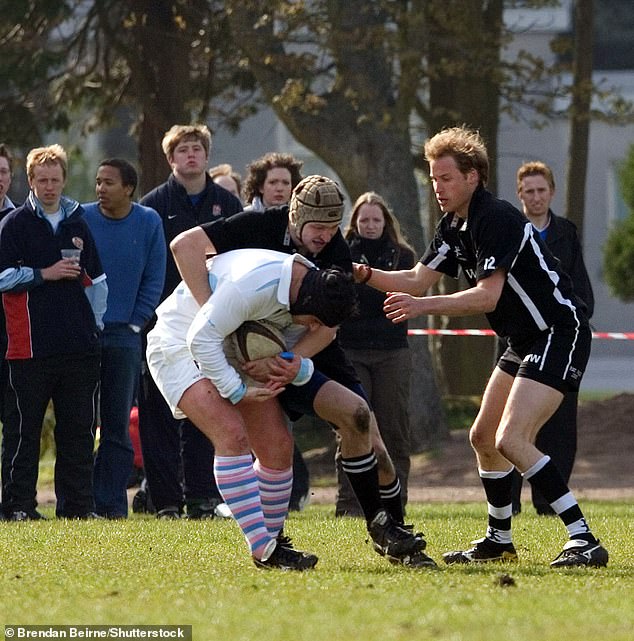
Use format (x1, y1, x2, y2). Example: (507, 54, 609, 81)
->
(61, 248, 81, 264)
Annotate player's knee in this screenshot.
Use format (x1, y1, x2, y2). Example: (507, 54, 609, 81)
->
(469, 424, 485, 452)
(334, 401, 371, 435)
(352, 402, 371, 435)
(495, 429, 521, 461)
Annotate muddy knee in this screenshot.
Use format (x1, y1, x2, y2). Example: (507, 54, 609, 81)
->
(352, 402, 371, 435)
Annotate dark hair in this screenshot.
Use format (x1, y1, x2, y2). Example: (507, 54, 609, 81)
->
(290, 267, 358, 327)
(0, 143, 13, 174)
(99, 158, 138, 197)
(243, 152, 303, 204)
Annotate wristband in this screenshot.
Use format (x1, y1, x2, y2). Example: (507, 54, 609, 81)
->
(291, 357, 314, 386)
(359, 265, 373, 284)
(228, 382, 247, 405)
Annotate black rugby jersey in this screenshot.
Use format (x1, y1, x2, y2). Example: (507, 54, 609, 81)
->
(201, 205, 358, 386)
(201, 205, 352, 272)
(421, 187, 589, 341)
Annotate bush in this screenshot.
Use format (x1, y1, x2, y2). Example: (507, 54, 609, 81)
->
(604, 144, 634, 301)
(603, 213, 634, 301)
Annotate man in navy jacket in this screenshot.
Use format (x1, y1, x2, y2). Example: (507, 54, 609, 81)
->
(0, 144, 107, 519)
(137, 124, 242, 519)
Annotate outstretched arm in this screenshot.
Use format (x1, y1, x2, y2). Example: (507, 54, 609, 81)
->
(383, 268, 506, 323)
(354, 261, 442, 296)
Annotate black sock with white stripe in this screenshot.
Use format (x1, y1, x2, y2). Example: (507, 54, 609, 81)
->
(480, 467, 514, 545)
(380, 477, 404, 524)
(341, 451, 383, 524)
(524, 455, 596, 543)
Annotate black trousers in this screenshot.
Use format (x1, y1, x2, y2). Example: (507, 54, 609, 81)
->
(137, 365, 220, 512)
(2, 352, 100, 517)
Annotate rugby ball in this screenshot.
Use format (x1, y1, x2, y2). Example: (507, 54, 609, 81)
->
(230, 320, 286, 363)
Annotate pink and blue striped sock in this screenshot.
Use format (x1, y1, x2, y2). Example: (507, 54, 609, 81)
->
(253, 460, 293, 537)
(214, 454, 274, 560)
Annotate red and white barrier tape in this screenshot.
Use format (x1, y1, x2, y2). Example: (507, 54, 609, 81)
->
(407, 329, 634, 340)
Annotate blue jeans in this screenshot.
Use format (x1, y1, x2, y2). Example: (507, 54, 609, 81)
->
(93, 340, 141, 517)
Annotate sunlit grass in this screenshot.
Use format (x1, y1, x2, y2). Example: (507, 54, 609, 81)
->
(0, 502, 631, 641)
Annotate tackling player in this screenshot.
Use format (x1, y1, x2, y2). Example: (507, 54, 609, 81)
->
(170, 175, 436, 568)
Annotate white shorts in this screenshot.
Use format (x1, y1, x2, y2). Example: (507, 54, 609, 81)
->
(146, 329, 246, 419)
(146, 331, 206, 419)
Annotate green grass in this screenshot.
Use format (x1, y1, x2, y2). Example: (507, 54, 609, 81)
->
(0, 502, 632, 640)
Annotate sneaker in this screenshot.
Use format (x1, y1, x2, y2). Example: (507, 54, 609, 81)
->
(289, 491, 310, 512)
(253, 540, 318, 571)
(275, 532, 319, 566)
(369, 509, 426, 560)
(74, 512, 104, 520)
(132, 479, 156, 515)
(7, 509, 48, 522)
(335, 505, 364, 518)
(186, 499, 221, 520)
(156, 506, 181, 520)
(443, 537, 518, 564)
(550, 539, 608, 568)
(214, 502, 232, 519)
(388, 549, 438, 568)
(58, 512, 104, 520)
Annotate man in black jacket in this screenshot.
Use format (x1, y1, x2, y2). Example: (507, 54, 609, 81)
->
(137, 124, 242, 519)
(0, 144, 107, 519)
(511, 161, 594, 515)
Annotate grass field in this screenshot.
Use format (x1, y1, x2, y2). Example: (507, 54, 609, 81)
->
(0, 501, 632, 641)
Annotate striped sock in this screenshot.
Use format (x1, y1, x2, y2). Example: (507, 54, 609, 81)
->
(341, 451, 383, 524)
(479, 467, 514, 545)
(253, 460, 293, 537)
(380, 477, 405, 523)
(524, 455, 595, 542)
(214, 454, 274, 560)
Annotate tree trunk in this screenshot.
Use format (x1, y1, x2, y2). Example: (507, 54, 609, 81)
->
(127, 0, 193, 193)
(423, 0, 503, 396)
(565, 0, 594, 240)
(226, 0, 447, 443)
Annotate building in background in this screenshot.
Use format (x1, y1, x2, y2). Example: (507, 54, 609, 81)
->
(211, 1, 634, 391)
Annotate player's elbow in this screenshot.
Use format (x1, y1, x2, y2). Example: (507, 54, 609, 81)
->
(480, 295, 498, 313)
(476, 283, 502, 313)
(171, 227, 212, 260)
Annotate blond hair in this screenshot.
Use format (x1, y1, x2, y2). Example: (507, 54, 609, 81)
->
(516, 161, 555, 193)
(209, 163, 242, 194)
(424, 126, 489, 186)
(26, 144, 68, 180)
(161, 124, 212, 160)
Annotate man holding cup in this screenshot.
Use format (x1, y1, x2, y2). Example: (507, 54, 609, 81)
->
(0, 144, 108, 520)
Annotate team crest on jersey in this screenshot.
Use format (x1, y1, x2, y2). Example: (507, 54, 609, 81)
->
(212, 204, 222, 217)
